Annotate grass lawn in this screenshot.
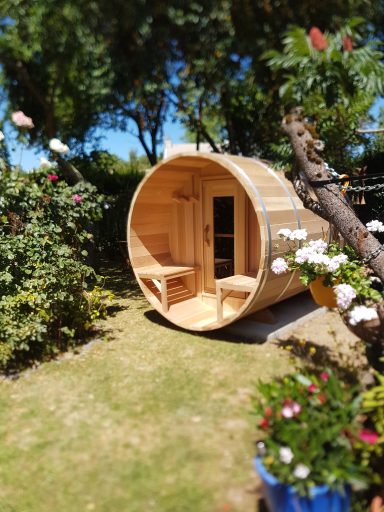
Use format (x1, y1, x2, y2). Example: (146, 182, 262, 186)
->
(0, 266, 308, 512)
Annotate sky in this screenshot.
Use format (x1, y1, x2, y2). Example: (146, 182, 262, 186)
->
(4, 97, 384, 171)
(5, 114, 186, 171)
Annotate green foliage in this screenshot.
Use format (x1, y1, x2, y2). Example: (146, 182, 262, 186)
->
(253, 370, 371, 496)
(69, 150, 146, 258)
(0, 0, 113, 147)
(264, 21, 384, 170)
(0, 164, 112, 369)
(69, 150, 147, 195)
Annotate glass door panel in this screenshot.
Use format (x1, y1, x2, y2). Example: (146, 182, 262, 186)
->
(213, 196, 234, 279)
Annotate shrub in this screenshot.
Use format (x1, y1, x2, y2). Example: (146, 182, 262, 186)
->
(0, 165, 112, 369)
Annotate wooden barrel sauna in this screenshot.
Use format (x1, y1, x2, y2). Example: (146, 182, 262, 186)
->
(128, 153, 328, 331)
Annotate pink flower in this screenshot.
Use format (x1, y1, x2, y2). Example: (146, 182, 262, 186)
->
(359, 429, 379, 445)
(72, 194, 82, 204)
(308, 384, 318, 393)
(320, 372, 329, 382)
(309, 27, 328, 51)
(47, 174, 59, 182)
(11, 111, 34, 129)
(282, 400, 301, 418)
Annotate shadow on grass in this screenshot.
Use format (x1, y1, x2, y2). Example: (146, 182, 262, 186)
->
(274, 337, 369, 383)
(144, 309, 267, 345)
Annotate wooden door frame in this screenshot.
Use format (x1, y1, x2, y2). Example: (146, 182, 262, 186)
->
(201, 177, 246, 293)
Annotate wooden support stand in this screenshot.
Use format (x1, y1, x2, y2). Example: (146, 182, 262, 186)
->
(215, 274, 257, 321)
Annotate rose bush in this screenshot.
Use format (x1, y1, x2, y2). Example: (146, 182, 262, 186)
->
(0, 115, 113, 369)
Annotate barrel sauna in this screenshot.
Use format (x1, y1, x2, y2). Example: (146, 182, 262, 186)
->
(128, 153, 328, 331)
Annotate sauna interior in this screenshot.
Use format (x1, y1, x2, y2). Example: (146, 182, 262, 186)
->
(128, 153, 327, 331)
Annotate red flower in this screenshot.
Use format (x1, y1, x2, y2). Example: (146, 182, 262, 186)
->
(342, 35, 353, 52)
(309, 27, 328, 51)
(265, 406, 273, 417)
(308, 383, 318, 393)
(47, 174, 59, 182)
(259, 418, 269, 429)
(320, 372, 329, 382)
(359, 429, 379, 445)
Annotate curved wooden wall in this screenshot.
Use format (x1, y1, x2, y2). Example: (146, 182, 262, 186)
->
(128, 153, 328, 331)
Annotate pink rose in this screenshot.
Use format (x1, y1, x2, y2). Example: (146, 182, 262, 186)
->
(308, 384, 318, 393)
(11, 111, 34, 129)
(47, 174, 59, 182)
(359, 429, 379, 445)
(320, 372, 330, 382)
(72, 194, 82, 204)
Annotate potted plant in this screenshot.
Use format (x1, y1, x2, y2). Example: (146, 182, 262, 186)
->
(252, 370, 377, 512)
(271, 228, 384, 366)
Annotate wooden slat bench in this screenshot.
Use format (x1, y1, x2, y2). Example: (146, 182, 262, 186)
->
(136, 264, 200, 313)
(215, 274, 257, 321)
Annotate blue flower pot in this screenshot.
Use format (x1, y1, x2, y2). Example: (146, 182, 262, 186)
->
(254, 457, 351, 512)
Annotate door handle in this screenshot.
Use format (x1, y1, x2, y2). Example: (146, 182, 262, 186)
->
(204, 224, 210, 246)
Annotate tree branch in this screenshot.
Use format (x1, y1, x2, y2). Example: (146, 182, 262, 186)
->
(282, 108, 384, 282)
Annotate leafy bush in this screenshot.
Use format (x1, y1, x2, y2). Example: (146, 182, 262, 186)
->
(0, 165, 112, 369)
(69, 150, 146, 260)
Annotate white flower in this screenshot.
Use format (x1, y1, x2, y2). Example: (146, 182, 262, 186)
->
(366, 220, 384, 233)
(348, 306, 379, 326)
(49, 138, 69, 154)
(308, 239, 328, 253)
(0, 131, 4, 142)
(279, 447, 294, 464)
(277, 228, 292, 239)
(282, 405, 294, 418)
(39, 157, 52, 168)
(293, 464, 310, 479)
(289, 229, 308, 241)
(271, 257, 288, 275)
(323, 254, 347, 273)
(334, 284, 356, 310)
(307, 252, 330, 267)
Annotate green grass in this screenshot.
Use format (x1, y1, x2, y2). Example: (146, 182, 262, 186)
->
(0, 266, 293, 512)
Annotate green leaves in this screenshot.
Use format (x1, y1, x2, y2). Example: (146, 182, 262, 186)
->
(0, 164, 109, 369)
(253, 370, 371, 496)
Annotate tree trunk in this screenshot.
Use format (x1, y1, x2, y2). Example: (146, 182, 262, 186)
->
(282, 110, 384, 282)
(56, 157, 84, 185)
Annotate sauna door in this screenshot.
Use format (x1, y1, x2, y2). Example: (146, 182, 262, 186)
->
(202, 179, 245, 292)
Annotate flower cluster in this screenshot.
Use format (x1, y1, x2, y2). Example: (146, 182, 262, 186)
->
(254, 371, 375, 496)
(309, 27, 328, 51)
(11, 110, 34, 129)
(271, 228, 383, 326)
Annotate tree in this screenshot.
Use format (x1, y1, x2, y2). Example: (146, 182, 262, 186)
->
(264, 21, 384, 170)
(0, 0, 113, 148)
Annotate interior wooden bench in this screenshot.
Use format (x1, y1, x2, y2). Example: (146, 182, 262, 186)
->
(215, 274, 257, 322)
(136, 264, 200, 313)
